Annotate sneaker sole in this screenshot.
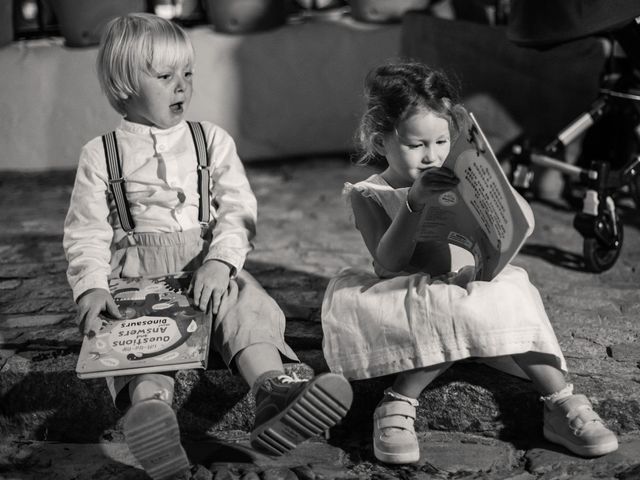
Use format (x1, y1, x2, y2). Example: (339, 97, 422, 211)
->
(373, 445, 420, 464)
(543, 426, 619, 457)
(123, 399, 190, 480)
(250, 373, 353, 456)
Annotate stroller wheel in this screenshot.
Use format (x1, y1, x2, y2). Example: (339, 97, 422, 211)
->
(583, 222, 623, 273)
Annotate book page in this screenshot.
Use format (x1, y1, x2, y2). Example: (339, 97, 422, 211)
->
(416, 112, 531, 281)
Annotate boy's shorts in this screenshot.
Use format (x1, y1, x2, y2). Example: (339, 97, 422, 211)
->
(106, 229, 298, 410)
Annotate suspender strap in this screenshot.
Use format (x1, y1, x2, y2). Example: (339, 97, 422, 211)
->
(103, 123, 209, 233)
(102, 131, 135, 233)
(187, 121, 210, 224)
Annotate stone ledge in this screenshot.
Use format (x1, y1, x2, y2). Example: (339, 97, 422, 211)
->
(3, 433, 640, 480)
(2, 344, 638, 444)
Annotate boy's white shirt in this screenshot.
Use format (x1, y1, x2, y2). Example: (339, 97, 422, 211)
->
(63, 119, 257, 302)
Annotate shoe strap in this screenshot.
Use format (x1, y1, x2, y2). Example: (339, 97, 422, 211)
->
(275, 372, 308, 384)
(540, 383, 574, 406)
(557, 394, 605, 431)
(375, 400, 417, 420)
(383, 387, 419, 407)
(377, 414, 416, 431)
(567, 407, 604, 430)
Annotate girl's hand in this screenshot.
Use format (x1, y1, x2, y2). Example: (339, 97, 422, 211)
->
(190, 260, 232, 314)
(407, 167, 459, 212)
(76, 288, 121, 337)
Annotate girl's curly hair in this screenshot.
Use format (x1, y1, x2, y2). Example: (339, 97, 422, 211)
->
(355, 60, 465, 166)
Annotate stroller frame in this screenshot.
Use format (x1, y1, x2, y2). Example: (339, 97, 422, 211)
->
(506, 20, 640, 272)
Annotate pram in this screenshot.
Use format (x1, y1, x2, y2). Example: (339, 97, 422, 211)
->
(504, 0, 640, 272)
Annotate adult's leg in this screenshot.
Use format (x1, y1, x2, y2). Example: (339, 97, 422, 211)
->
(611, 19, 640, 73)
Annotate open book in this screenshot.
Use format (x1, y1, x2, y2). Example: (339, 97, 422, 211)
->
(416, 112, 533, 282)
(75, 273, 211, 379)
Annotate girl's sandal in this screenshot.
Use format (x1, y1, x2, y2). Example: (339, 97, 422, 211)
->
(373, 399, 420, 464)
(123, 398, 191, 480)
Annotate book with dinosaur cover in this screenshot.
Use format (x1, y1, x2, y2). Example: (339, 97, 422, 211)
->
(416, 111, 533, 281)
(75, 273, 211, 379)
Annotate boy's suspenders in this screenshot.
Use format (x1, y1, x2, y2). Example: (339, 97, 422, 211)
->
(102, 132, 135, 233)
(187, 121, 210, 224)
(102, 121, 210, 233)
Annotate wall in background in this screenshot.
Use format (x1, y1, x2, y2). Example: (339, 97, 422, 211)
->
(0, 20, 400, 171)
(402, 13, 606, 150)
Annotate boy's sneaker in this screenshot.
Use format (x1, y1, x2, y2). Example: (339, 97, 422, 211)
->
(543, 394, 618, 457)
(250, 372, 353, 456)
(123, 398, 191, 480)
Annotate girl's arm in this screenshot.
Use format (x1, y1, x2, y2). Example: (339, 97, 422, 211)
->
(350, 189, 423, 273)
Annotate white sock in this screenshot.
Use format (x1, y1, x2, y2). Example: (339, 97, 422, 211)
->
(540, 383, 573, 409)
(251, 369, 285, 397)
(382, 387, 420, 407)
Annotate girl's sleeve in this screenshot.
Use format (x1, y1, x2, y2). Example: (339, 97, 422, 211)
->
(203, 125, 257, 276)
(347, 185, 391, 261)
(62, 142, 114, 302)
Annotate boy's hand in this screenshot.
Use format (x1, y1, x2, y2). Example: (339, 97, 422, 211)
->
(407, 167, 459, 211)
(75, 288, 121, 337)
(190, 260, 232, 314)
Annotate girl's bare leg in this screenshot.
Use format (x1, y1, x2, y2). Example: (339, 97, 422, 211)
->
(512, 351, 618, 457)
(391, 362, 453, 399)
(373, 362, 452, 464)
(511, 351, 567, 395)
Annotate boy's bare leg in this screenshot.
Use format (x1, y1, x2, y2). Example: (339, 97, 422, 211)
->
(235, 342, 285, 387)
(129, 373, 175, 404)
(124, 374, 190, 480)
(236, 343, 353, 456)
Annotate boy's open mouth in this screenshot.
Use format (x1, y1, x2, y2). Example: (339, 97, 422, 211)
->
(170, 102, 183, 113)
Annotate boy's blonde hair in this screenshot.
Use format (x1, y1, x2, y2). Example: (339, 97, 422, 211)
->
(96, 13, 195, 114)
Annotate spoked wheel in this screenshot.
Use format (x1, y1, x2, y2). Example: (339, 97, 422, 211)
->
(582, 209, 623, 273)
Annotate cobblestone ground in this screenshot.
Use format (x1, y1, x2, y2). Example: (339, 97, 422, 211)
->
(1, 158, 639, 479)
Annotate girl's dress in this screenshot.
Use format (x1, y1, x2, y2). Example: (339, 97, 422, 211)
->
(321, 174, 566, 381)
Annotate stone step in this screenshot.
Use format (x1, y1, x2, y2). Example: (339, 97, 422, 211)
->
(2, 315, 639, 444)
(2, 261, 640, 443)
(6, 432, 640, 480)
